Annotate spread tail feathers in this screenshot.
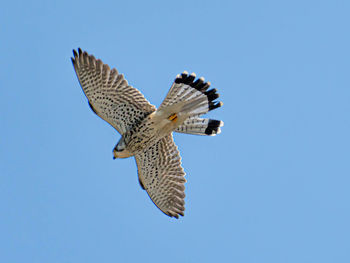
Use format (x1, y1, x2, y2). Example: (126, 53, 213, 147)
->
(157, 71, 224, 135)
(175, 117, 224, 136)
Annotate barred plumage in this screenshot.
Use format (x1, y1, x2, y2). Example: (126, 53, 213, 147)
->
(71, 48, 223, 218)
(135, 134, 186, 218)
(175, 117, 224, 136)
(71, 48, 156, 135)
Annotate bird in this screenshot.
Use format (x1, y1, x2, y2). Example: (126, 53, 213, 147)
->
(71, 48, 223, 218)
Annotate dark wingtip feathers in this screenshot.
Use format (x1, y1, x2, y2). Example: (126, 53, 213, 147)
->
(71, 48, 83, 66)
(175, 71, 223, 112)
(167, 211, 184, 219)
(71, 49, 78, 65)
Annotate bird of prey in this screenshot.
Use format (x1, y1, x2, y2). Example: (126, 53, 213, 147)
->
(71, 48, 223, 218)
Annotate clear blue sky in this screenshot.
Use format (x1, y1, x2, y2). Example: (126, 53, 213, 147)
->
(1, 0, 349, 262)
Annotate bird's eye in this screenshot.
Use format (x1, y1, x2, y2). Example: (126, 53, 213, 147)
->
(116, 144, 124, 152)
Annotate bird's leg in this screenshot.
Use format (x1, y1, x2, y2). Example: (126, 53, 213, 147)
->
(168, 113, 178, 122)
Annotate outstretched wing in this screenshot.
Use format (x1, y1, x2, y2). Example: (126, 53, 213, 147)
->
(135, 134, 186, 218)
(71, 48, 156, 134)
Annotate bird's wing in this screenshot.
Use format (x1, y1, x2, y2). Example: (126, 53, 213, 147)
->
(71, 48, 156, 135)
(134, 134, 186, 218)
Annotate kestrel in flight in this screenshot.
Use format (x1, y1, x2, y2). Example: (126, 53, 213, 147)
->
(71, 48, 223, 218)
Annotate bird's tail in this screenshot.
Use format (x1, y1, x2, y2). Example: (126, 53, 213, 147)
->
(156, 71, 223, 136)
(175, 117, 224, 136)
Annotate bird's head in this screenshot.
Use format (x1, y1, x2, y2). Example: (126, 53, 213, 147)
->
(113, 138, 132, 159)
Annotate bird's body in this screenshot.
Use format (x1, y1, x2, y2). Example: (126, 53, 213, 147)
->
(71, 48, 223, 218)
(117, 110, 177, 155)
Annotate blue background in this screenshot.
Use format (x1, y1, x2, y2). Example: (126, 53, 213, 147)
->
(1, 1, 349, 262)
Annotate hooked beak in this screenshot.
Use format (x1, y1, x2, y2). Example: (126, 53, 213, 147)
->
(113, 152, 117, 160)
